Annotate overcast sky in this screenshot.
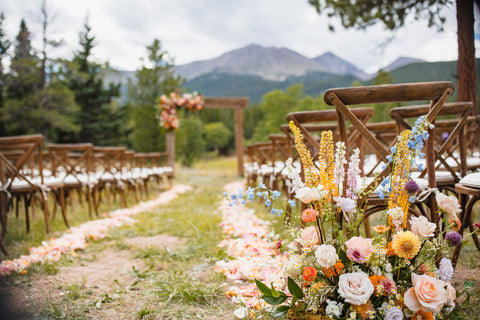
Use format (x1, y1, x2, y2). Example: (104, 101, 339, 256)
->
(3, 0, 480, 74)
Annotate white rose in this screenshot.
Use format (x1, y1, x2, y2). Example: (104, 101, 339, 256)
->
(410, 215, 436, 238)
(315, 244, 339, 268)
(295, 187, 321, 204)
(283, 254, 302, 277)
(338, 271, 374, 305)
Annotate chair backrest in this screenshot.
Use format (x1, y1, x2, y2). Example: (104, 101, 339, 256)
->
(46, 143, 95, 183)
(268, 134, 293, 162)
(389, 101, 473, 181)
(0, 134, 45, 188)
(93, 146, 127, 178)
(324, 81, 455, 202)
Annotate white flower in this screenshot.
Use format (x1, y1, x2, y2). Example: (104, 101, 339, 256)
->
(325, 300, 343, 318)
(338, 271, 374, 305)
(315, 244, 339, 268)
(335, 197, 356, 213)
(295, 186, 321, 203)
(233, 307, 250, 319)
(283, 254, 302, 277)
(436, 192, 461, 219)
(410, 215, 436, 238)
(387, 207, 404, 228)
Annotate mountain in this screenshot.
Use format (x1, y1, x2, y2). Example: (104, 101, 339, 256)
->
(313, 52, 369, 80)
(175, 44, 329, 81)
(383, 57, 425, 72)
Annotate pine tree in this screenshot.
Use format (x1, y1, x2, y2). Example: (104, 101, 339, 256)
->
(63, 16, 125, 145)
(128, 38, 184, 152)
(0, 12, 11, 135)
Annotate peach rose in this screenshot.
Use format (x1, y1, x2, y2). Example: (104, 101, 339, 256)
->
(345, 236, 373, 263)
(404, 274, 448, 313)
(436, 192, 461, 219)
(409, 215, 436, 238)
(299, 226, 319, 246)
(302, 208, 318, 223)
(295, 187, 321, 204)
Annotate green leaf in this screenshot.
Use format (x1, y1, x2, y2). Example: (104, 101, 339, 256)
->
(270, 283, 281, 298)
(255, 279, 272, 297)
(262, 295, 288, 305)
(272, 305, 290, 317)
(287, 277, 304, 299)
(464, 280, 474, 290)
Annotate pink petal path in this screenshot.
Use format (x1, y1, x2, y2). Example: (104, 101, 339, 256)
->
(214, 181, 286, 310)
(0, 184, 192, 276)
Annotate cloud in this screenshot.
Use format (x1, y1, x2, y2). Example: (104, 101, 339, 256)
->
(1, 0, 474, 73)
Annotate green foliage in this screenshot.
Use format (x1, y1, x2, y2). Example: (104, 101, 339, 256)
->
(0, 12, 11, 135)
(128, 38, 184, 152)
(61, 16, 124, 145)
(307, 0, 451, 31)
(176, 114, 205, 166)
(204, 122, 232, 152)
(249, 84, 328, 142)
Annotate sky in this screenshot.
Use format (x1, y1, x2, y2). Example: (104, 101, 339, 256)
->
(3, 0, 480, 74)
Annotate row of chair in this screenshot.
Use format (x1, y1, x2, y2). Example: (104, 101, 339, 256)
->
(244, 81, 480, 265)
(0, 134, 173, 255)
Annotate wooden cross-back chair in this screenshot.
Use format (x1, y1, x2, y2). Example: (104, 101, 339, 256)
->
(268, 134, 294, 191)
(0, 135, 65, 255)
(286, 108, 375, 178)
(94, 146, 128, 209)
(324, 81, 455, 229)
(363, 121, 398, 176)
(47, 143, 98, 219)
(246, 142, 277, 187)
(389, 102, 472, 195)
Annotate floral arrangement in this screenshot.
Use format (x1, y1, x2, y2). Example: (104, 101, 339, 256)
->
(158, 91, 204, 130)
(226, 117, 467, 319)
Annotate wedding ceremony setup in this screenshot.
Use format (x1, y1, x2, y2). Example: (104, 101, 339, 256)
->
(1, 0, 480, 319)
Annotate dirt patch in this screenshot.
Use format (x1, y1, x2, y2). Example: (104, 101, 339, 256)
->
(125, 234, 186, 249)
(0, 234, 189, 319)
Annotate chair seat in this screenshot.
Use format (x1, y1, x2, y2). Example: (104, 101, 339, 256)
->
(8, 176, 64, 193)
(459, 172, 480, 188)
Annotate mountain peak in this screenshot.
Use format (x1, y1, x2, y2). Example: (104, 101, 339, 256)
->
(313, 52, 368, 80)
(383, 56, 425, 72)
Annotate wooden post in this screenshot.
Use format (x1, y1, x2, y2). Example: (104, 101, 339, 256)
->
(204, 97, 249, 177)
(166, 130, 175, 172)
(234, 106, 245, 176)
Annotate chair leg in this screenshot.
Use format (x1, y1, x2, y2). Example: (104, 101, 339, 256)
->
(24, 194, 30, 232)
(0, 234, 7, 256)
(452, 194, 479, 267)
(58, 188, 69, 228)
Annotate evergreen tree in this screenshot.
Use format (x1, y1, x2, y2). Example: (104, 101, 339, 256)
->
(63, 16, 125, 145)
(3, 19, 41, 135)
(0, 12, 11, 135)
(128, 38, 183, 152)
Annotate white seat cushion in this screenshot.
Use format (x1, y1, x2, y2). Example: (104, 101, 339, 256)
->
(459, 172, 480, 188)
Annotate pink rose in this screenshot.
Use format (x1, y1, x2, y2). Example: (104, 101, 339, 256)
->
(404, 274, 448, 313)
(345, 236, 373, 263)
(410, 215, 436, 238)
(300, 226, 319, 246)
(436, 192, 461, 219)
(338, 271, 374, 305)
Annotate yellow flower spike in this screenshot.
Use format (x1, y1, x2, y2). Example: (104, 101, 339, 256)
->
(318, 130, 335, 200)
(388, 129, 412, 229)
(289, 121, 317, 187)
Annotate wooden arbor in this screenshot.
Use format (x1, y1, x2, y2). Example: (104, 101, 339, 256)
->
(166, 97, 249, 176)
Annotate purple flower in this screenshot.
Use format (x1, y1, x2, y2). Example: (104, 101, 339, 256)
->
(385, 307, 403, 320)
(439, 258, 454, 282)
(445, 232, 463, 246)
(405, 180, 420, 194)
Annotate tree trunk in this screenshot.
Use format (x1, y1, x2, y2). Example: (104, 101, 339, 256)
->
(456, 0, 477, 113)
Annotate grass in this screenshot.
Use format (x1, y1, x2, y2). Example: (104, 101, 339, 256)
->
(1, 155, 480, 319)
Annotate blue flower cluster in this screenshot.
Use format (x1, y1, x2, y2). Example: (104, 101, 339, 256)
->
(224, 182, 295, 216)
(377, 116, 433, 201)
